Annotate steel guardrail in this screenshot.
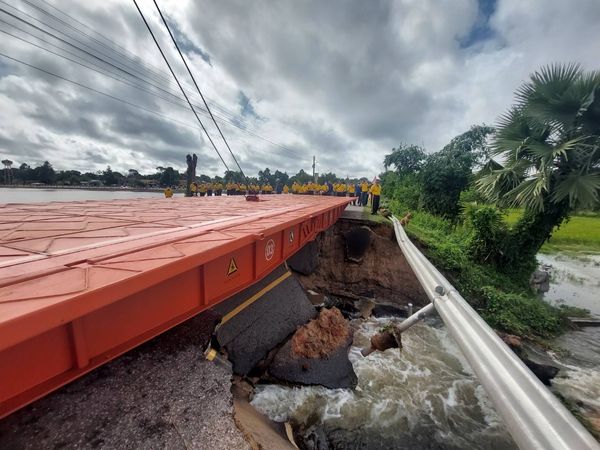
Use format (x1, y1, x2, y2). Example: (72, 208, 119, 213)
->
(391, 215, 599, 450)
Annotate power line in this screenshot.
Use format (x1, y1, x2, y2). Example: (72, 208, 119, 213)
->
(7, 0, 306, 159)
(0, 17, 305, 161)
(20, 0, 255, 130)
(18, 0, 302, 157)
(153, 0, 246, 178)
(0, 51, 209, 135)
(0, 49, 305, 169)
(131, 0, 230, 171)
(1, 1, 308, 163)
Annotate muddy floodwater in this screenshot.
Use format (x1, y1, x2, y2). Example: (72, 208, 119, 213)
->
(252, 252, 600, 449)
(538, 253, 600, 425)
(0, 187, 173, 203)
(538, 253, 600, 315)
(252, 317, 516, 449)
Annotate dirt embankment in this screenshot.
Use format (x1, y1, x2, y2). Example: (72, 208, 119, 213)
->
(298, 219, 428, 307)
(292, 307, 350, 358)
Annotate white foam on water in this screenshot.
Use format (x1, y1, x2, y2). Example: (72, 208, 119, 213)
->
(553, 368, 600, 410)
(251, 318, 515, 448)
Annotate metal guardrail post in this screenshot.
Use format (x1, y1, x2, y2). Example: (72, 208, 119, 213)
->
(390, 216, 599, 450)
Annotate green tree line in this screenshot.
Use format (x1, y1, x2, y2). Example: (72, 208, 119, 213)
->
(1, 161, 357, 189)
(382, 63, 599, 339)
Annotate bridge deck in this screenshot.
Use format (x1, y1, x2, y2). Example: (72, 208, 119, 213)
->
(0, 195, 350, 418)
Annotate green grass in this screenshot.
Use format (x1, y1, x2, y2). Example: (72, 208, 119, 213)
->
(388, 199, 571, 340)
(505, 209, 600, 254)
(361, 206, 390, 224)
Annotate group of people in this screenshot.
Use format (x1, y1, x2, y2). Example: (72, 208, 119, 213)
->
(187, 181, 277, 196)
(166, 178, 383, 214)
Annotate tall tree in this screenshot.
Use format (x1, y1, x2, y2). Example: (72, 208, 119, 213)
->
(478, 63, 600, 263)
(420, 125, 495, 219)
(35, 161, 56, 184)
(2, 159, 13, 184)
(159, 167, 179, 187)
(224, 170, 245, 183)
(383, 144, 426, 175)
(102, 166, 118, 186)
(290, 169, 312, 185)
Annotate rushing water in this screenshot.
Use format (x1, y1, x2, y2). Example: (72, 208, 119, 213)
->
(252, 317, 516, 449)
(536, 253, 600, 424)
(252, 252, 600, 448)
(0, 187, 173, 203)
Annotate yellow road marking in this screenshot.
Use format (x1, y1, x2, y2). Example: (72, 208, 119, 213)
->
(220, 271, 292, 325)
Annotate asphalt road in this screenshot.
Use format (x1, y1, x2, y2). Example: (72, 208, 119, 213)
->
(0, 311, 250, 450)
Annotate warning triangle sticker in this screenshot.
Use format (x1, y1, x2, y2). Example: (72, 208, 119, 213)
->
(227, 258, 238, 276)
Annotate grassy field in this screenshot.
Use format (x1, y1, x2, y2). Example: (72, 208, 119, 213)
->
(504, 209, 600, 254)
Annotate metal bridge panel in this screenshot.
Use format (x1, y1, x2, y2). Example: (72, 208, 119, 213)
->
(0, 195, 350, 418)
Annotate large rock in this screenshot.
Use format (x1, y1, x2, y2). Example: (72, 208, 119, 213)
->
(530, 268, 550, 294)
(287, 240, 319, 275)
(214, 265, 317, 375)
(268, 308, 357, 389)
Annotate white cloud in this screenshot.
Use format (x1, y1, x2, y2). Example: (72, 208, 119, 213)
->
(0, 0, 598, 179)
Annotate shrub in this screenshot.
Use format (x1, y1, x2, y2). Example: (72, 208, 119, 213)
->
(481, 286, 564, 338)
(466, 205, 509, 265)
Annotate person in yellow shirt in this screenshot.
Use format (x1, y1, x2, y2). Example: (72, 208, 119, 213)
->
(347, 183, 354, 198)
(369, 179, 382, 215)
(360, 180, 370, 206)
(164, 187, 173, 198)
(190, 182, 197, 196)
(283, 184, 289, 194)
(199, 183, 207, 196)
(214, 182, 223, 196)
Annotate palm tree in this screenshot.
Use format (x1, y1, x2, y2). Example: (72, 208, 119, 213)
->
(477, 63, 600, 262)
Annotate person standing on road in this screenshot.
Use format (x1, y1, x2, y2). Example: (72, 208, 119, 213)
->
(360, 180, 369, 206)
(370, 179, 381, 215)
(354, 182, 361, 206)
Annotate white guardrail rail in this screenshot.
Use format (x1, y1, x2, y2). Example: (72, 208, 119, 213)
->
(390, 215, 600, 450)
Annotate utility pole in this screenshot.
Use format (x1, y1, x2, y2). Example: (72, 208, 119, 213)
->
(312, 155, 316, 183)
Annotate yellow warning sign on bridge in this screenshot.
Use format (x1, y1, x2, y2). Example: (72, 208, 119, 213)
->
(227, 258, 238, 276)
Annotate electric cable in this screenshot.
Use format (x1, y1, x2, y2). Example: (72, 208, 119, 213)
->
(132, 0, 230, 171)
(153, 0, 246, 178)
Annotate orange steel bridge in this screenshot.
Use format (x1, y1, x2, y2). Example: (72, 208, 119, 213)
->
(0, 195, 351, 418)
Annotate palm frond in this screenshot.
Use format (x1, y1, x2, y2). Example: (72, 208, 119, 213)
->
(517, 63, 589, 131)
(551, 171, 600, 208)
(475, 160, 530, 201)
(527, 135, 589, 166)
(503, 172, 550, 212)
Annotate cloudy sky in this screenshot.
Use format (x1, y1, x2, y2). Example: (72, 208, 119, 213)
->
(0, 0, 599, 178)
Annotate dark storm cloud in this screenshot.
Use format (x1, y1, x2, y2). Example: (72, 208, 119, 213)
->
(0, 130, 56, 161)
(1, 0, 599, 177)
